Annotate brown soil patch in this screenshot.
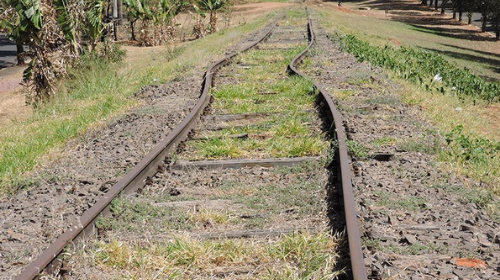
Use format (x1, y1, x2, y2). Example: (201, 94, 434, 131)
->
(484, 104, 500, 131)
(233, 2, 293, 15)
(0, 68, 31, 135)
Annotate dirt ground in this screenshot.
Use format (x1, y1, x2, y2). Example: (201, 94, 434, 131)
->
(0, 67, 29, 131)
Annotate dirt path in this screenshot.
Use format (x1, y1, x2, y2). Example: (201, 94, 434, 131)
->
(0, 67, 30, 134)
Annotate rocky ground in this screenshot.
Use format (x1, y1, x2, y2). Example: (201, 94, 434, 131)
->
(302, 11, 500, 280)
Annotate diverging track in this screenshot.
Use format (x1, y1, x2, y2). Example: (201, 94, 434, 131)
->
(14, 9, 368, 280)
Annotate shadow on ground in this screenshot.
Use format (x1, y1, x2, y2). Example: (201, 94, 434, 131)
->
(422, 46, 500, 79)
(348, 0, 497, 42)
(410, 24, 498, 42)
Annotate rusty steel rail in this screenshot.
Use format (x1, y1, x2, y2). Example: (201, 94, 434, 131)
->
(15, 22, 278, 280)
(288, 16, 369, 280)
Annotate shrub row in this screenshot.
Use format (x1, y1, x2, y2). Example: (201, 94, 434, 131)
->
(338, 34, 500, 103)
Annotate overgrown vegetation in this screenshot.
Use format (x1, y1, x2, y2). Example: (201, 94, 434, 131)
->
(80, 159, 344, 279)
(0, 56, 131, 194)
(123, 0, 185, 46)
(0, 0, 234, 104)
(335, 32, 500, 194)
(0, 0, 121, 103)
(338, 34, 500, 102)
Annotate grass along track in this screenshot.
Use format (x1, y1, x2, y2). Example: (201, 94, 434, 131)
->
(0, 9, 298, 280)
(5, 1, 500, 279)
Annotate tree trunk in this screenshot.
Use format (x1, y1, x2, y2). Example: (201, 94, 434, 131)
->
(117, 0, 123, 24)
(468, 12, 472, 24)
(434, 0, 438, 11)
(496, 20, 500, 39)
(16, 43, 25, 65)
(113, 21, 118, 41)
(421, 0, 427, 5)
(429, 0, 434, 7)
(482, 13, 487, 32)
(440, 0, 447, 14)
(209, 10, 217, 33)
(458, 9, 462, 22)
(453, 9, 456, 19)
(131, 20, 137, 41)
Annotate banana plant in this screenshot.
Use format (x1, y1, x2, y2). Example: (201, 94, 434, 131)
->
(197, 0, 225, 33)
(155, 0, 184, 24)
(54, 0, 83, 56)
(152, 0, 185, 43)
(3, 0, 42, 67)
(85, 0, 110, 52)
(123, 0, 150, 40)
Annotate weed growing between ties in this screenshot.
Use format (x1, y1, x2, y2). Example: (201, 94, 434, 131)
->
(371, 191, 429, 211)
(83, 158, 346, 278)
(75, 232, 343, 279)
(363, 238, 449, 256)
(344, 140, 370, 159)
(185, 115, 328, 159)
(182, 43, 328, 160)
(95, 198, 193, 233)
(98, 161, 330, 233)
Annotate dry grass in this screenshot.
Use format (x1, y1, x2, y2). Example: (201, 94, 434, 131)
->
(68, 231, 344, 280)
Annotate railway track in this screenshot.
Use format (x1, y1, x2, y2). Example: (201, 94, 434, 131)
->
(7, 8, 369, 280)
(6, 5, 500, 280)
